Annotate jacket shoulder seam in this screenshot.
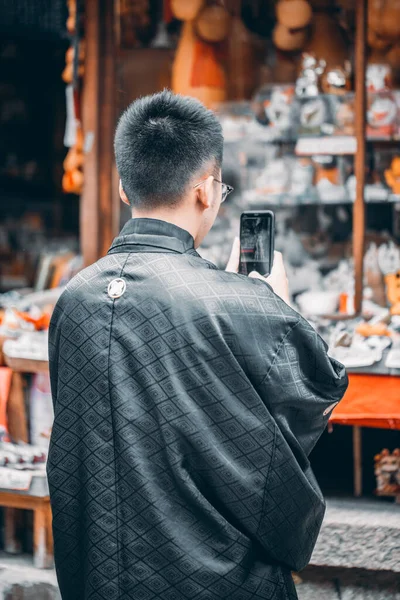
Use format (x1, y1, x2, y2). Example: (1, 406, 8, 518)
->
(262, 317, 301, 385)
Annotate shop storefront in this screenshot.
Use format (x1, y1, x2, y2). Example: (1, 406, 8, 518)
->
(0, 0, 399, 587)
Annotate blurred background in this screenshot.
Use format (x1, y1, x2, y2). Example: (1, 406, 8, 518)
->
(0, 0, 399, 598)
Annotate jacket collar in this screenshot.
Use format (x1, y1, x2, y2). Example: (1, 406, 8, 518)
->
(108, 218, 198, 256)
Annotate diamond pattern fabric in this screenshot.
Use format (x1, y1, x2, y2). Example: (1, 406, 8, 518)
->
(48, 218, 348, 600)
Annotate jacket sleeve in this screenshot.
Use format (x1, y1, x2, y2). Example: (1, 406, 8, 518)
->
(216, 279, 348, 570)
(258, 310, 348, 458)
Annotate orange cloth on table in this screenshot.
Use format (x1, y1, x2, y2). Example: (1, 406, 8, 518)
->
(190, 40, 225, 89)
(330, 373, 400, 429)
(0, 367, 12, 433)
(16, 311, 51, 331)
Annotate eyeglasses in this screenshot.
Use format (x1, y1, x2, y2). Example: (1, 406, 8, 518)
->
(194, 178, 234, 203)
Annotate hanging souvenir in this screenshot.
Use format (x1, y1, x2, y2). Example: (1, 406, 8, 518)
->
(62, 43, 85, 84)
(171, 0, 227, 108)
(273, 0, 312, 53)
(276, 0, 313, 29)
(62, 0, 85, 195)
(195, 4, 230, 42)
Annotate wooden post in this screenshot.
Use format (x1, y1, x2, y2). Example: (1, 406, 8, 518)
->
(7, 372, 28, 443)
(353, 426, 362, 497)
(99, 0, 119, 258)
(33, 505, 47, 569)
(80, 0, 100, 267)
(353, 0, 367, 314)
(81, 0, 118, 266)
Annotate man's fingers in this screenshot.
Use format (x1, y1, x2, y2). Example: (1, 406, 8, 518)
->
(271, 251, 283, 270)
(225, 237, 240, 273)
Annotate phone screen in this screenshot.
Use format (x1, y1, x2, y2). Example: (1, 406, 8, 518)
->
(239, 212, 274, 276)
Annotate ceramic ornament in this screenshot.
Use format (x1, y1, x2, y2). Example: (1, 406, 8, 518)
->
(171, 0, 203, 21)
(195, 5, 231, 43)
(276, 0, 313, 30)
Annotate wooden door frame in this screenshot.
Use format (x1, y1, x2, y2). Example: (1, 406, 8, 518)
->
(81, 0, 119, 267)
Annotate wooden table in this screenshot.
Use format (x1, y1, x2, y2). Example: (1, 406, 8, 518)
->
(0, 360, 52, 568)
(0, 474, 52, 569)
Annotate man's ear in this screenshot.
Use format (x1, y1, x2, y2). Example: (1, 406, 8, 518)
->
(195, 175, 214, 210)
(119, 180, 130, 206)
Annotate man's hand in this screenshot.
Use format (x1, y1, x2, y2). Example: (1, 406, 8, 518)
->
(249, 251, 290, 304)
(225, 237, 240, 273)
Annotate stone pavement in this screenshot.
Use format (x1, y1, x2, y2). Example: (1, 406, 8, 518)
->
(0, 554, 59, 599)
(311, 498, 400, 573)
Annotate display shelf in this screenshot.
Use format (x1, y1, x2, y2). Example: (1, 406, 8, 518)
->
(242, 191, 400, 206)
(296, 136, 357, 156)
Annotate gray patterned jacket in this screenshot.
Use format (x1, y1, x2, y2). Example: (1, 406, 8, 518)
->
(48, 218, 348, 600)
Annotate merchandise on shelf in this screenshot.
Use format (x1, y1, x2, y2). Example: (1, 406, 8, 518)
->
(366, 63, 393, 93)
(0, 433, 46, 471)
(367, 91, 398, 139)
(3, 331, 49, 363)
(252, 85, 296, 139)
(334, 94, 355, 135)
(295, 53, 326, 98)
(378, 243, 400, 315)
(313, 155, 347, 203)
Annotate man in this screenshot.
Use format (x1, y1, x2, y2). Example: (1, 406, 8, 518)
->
(48, 91, 348, 600)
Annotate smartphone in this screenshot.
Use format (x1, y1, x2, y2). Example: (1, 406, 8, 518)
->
(239, 210, 275, 277)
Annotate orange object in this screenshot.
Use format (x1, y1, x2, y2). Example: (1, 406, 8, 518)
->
(0, 368, 12, 434)
(190, 40, 226, 88)
(384, 271, 400, 315)
(339, 292, 348, 313)
(16, 311, 51, 331)
(171, 0, 227, 107)
(356, 321, 391, 337)
(330, 373, 400, 429)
